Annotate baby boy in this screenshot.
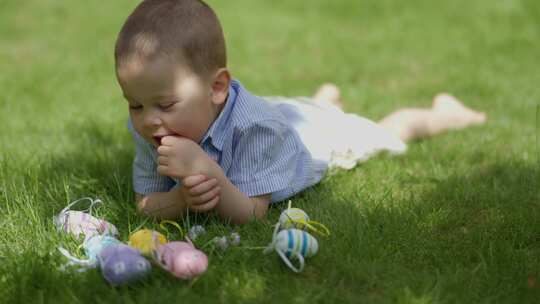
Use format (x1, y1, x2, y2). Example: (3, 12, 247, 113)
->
(114, 0, 486, 225)
(115, 0, 322, 224)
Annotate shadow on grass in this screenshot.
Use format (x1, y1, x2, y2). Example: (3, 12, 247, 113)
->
(315, 157, 540, 302)
(33, 118, 230, 229)
(3, 117, 539, 302)
(23, 118, 140, 229)
(55, 119, 131, 188)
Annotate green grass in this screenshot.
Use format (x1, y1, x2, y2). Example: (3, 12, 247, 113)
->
(1, 0, 539, 303)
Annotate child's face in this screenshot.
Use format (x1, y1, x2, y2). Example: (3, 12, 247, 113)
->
(116, 57, 221, 147)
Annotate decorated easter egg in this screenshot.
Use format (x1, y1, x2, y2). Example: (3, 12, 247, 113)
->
(156, 241, 208, 279)
(128, 229, 167, 256)
(54, 210, 119, 239)
(83, 235, 122, 264)
(53, 197, 119, 239)
(274, 229, 318, 259)
(99, 244, 151, 285)
(279, 208, 310, 229)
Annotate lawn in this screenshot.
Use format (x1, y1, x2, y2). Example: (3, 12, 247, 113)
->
(0, 0, 539, 303)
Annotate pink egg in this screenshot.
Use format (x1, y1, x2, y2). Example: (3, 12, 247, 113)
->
(156, 241, 208, 280)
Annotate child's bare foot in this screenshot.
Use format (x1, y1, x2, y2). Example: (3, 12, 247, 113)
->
(432, 93, 487, 127)
(312, 83, 344, 109)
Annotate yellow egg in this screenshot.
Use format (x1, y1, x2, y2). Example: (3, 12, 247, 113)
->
(279, 208, 310, 229)
(128, 229, 167, 255)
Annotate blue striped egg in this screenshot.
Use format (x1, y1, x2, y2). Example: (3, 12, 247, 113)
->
(274, 229, 318, 259)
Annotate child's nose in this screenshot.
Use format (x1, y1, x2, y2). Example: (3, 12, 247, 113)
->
(143, 111, 162, 127)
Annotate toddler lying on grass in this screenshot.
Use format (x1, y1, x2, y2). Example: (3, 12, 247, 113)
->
(114, 0, 486, 224)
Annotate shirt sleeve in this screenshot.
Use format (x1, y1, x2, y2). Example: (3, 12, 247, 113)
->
(128, 119, 175, 195)
(228, 120, 299, 198)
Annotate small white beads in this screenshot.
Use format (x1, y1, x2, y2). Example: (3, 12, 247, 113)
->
(229, 232, 241, 246)
(212, 232, 241, 250)
(213, 236, 229, 250)
(187, 225, 206, 240)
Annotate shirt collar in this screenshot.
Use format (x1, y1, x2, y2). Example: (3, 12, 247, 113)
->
(199, 79, 239, 151)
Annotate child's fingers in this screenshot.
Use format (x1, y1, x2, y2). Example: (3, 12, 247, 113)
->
(157, 165, 168, 176)
(156, 145, 172, 155)
(160, 136, 176, 146)
(157, 156, 169, 165)
(191, 186, 220, 204)
(183, 175, 207, 187)
(188, 178, 218, 195)
(189, 195, 219, 213)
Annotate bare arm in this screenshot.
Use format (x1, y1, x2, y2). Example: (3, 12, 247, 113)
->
(202, 162, 270, 224)
(135, 165, 270, 224)
(135, 187, 188, 220)
(150, 136, 271, 224)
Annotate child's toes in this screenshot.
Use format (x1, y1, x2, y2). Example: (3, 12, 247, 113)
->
(313, 83, 341, 104)
(472, 111, 487, 124)
(432, 93, 465, 110)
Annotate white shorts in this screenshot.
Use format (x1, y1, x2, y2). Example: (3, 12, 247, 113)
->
(264, 96, 407, 172)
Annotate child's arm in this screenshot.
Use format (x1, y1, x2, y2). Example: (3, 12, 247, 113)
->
(136, 175, 221, 219)
(136, 180, 269, 224)
(135, 189, 187, 220)
(193, 166, 271, 224)
(154, 136, 270, 224)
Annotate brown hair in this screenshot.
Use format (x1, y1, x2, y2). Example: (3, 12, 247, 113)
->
(115, 0, 226, 77)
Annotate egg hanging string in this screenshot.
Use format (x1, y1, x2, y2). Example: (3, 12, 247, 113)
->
(279, 200, 331, 237)
(159, 220, 185, 240)
(266, 223, 304, 272)
(54, 197, 119, 240)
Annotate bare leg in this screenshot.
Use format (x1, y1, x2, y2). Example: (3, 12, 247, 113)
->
(378, 93, 487, 142)
(311, 85, 486, 142)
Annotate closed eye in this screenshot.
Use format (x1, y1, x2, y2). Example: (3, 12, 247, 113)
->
(129, 104, 143, 110)
(159, 102, 176, 110)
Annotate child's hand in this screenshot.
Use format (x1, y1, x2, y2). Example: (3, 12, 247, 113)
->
(180, 174, 220, 213)
(157, 136, 214, 178)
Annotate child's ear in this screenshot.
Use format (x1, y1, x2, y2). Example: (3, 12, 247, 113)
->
(210, 68, 231, 105)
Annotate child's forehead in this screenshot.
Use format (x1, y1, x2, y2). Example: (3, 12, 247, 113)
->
(117, 55, 189, 79)
(117, 57, 208, 100)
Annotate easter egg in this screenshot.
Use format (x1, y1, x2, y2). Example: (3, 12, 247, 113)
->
(274, 229, 318, 259)
(279, 208, 310, 229)
(100, 244, 151, 285)
(156, 241, 208, 279)
(84, 235, 122, 264)
(54, 210, 119, 239)
(128, 229, 167, 256)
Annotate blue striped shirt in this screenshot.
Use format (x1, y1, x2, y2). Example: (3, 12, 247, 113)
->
(128, 79, 326, 203)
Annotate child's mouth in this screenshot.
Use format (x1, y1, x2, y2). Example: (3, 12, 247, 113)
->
(153, 136, 164, 146)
